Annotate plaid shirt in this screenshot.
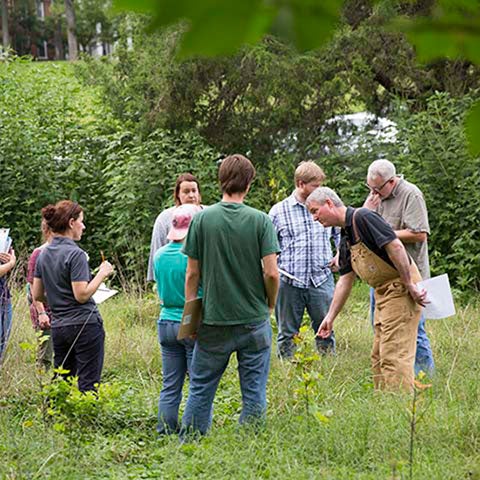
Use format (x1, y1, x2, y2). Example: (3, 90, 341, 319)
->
(269, 193, 340, 288)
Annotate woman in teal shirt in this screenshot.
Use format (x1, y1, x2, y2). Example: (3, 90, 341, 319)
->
(154, 203, 201, 435)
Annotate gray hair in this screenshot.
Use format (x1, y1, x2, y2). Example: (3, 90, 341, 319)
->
(368, 159, 396, 181)
(306, 187, 344, 207)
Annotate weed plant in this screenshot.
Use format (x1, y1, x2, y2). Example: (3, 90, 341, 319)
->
(0, 283, 479, 479)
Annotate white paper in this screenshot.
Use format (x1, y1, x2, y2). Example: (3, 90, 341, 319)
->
(93, 283, 118, 304)
(0, 228, 11, 253)
(417, 274, 455, 320)
(278, 267, 306, 285)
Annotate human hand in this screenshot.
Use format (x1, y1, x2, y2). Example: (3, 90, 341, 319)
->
(407, 284, 429, 307)
(317, 315, 334, 339)
(328, 253, 339, 273)
(0, 249, 16, 267)
(363, 192, 381, 210)
(38, 313, 51, 329)
(99, 261, 114, 278)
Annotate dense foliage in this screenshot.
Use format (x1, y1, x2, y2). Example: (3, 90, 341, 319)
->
(1, 55, 479, 290)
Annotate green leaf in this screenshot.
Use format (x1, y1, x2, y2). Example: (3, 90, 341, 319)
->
(290, 0, 341, 51)
(466, 101, 480, 157)
(112, 0, 344, 56)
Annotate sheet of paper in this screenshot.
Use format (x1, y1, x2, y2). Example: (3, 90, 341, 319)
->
(417, 274, 455, 320)
(278, 267, 306, 285)
(93, 283, 118, 304)
(0, 228, 11, 253)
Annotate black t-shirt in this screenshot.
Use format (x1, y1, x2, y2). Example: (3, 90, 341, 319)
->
(339, 207, 398, 276)
(34, 237, 101, 327)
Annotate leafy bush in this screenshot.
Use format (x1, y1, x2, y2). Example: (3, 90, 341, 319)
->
(311, 92, 480, 291)
(1, 59, 478, 291)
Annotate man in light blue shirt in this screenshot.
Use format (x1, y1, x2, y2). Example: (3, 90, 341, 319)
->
(269, 161, 339, 359)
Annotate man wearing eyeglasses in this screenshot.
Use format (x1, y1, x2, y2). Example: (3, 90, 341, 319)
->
(364, 159, 434, 376)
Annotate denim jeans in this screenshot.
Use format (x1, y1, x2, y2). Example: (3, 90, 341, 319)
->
(157, 320, 195, 435)
(0, 302, 12, 363)
(52, 321, 105, 392)
(369, 288, 434, 376)
(180, 319, 272, 436)
(275, 276, 335, 359)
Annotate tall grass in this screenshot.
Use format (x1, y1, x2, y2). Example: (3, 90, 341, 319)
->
(1, 283, 479, 479)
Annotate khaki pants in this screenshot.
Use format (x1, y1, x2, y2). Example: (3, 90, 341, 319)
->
(372, 279, 421, 392)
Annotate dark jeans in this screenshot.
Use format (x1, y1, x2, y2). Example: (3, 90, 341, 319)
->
(52, 321, 105, 392)
(157, 320, 195, 435)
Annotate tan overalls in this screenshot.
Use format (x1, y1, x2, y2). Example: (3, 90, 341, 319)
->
(349, 213, 422, 392)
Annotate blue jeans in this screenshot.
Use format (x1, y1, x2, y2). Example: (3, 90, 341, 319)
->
(275, 276, 335, 358)
(180, 319, 272, 436)
(157, 320, 195, 434)
(0, 302, 13, 363)
(369, 288, 434, 375)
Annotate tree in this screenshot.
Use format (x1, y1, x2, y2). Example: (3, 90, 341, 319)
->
(65, 0, 78, 60)
(1, 0, 9, 47)
(112, 0, 480, 155)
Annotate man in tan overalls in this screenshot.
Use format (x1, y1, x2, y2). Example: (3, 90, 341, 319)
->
(306, 187, 428, 392)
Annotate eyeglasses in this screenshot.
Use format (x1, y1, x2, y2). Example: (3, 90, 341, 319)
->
(365, 176, 394, 193)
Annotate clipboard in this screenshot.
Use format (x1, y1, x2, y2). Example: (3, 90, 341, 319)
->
(92, 283, 118, 304)
(177, 297, 202, 340)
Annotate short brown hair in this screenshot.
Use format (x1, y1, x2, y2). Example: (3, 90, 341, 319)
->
(218, 154, 256, 195)
(173, 173, 201, 206)
(294, 161, 325, 186)
(42, 200, 83, 234)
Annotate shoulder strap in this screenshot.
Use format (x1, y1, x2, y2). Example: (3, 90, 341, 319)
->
(351, 209, 361, 243)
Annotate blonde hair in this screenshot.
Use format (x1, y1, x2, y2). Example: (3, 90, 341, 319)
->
(294, 161, 326, 185)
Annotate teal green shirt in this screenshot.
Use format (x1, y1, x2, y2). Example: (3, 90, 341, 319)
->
(153, 242, 188, 322)
(183, 201, 280, 326)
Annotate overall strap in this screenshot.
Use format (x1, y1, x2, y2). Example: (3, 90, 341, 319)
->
(351, 209, 361, 243)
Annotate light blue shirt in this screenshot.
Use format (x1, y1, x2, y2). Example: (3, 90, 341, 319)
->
(269, 193, 340, 288)
(153, 242, 188, 322)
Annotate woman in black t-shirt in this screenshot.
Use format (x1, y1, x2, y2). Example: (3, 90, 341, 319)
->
(33, 200, 113, 392)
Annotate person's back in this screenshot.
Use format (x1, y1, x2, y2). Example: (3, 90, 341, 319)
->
(180, 154, 280, 437)
(185, 201, 274, 325)
(154, 242, 189, 322)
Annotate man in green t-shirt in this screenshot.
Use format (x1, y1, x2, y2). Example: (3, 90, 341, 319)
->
(181, 154, 280, 436)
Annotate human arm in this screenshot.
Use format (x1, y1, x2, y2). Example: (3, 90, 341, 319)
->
(29, 291, 50, 329)
(395, 229, 427, 243)
(384, 239, 427, 306)
(71, 261, 114, 304)
(185, 257, 201, 302)
(32, 277, 47, 303)
(0, 250, 16, 277)
(329, 251, 339, 273)
(262, 253, 280, 311)
(317, 271, 356, 338)
(147, 209, 173, 282)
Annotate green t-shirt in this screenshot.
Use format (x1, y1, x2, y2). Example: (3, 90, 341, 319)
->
(153, 242, 188, 322)
(183, 201, 280, 326)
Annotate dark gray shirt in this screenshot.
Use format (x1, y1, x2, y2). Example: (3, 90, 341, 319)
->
(339, 207, 398, 276)
(34, 237, 101, 327)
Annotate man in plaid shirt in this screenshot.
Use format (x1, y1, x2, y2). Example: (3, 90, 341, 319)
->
(269, 161, 339, 359)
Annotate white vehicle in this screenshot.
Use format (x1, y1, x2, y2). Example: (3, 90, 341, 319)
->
(323, 111, 398, 154)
